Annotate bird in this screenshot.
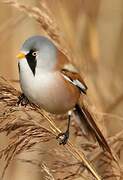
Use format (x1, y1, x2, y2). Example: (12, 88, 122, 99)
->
(17, 35, 114, 158)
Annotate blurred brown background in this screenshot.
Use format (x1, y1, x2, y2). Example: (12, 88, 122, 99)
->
(0, 0, 123, 179)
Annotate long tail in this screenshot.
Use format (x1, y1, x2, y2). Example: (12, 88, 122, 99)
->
(74, 104, 115, 159)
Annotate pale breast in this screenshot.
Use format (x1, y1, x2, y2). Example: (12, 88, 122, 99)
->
(19, 62, 80, 114)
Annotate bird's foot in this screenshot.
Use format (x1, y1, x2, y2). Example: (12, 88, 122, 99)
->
(56, 131, 69, 145)
(17, 93, 29, 107)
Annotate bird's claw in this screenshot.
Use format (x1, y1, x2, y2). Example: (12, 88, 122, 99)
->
(17, 93, 29, 107)
(56, 131, 69, 145)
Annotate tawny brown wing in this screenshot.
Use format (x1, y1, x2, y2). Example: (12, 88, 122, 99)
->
(61, 68, 88, 94)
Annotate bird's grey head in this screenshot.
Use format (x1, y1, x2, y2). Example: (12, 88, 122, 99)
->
(18, 35, 57, 75)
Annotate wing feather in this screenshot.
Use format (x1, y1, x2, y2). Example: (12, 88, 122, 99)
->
(61, 68, 87, 94)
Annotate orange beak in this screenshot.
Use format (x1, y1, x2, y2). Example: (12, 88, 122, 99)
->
(16, 52, 25, 60)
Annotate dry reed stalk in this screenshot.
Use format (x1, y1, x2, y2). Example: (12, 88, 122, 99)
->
(1, 0, 123, 179)
(3, 0, 72, 61)
(0, 76, 102, 180)
(0, 76, 122, 178)
(35, 109, 102, 180)
(1, 1, 102, 179)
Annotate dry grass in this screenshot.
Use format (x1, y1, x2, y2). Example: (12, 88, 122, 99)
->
(0, 0, 123, 180)
(3, 0, 71, 61)
(0, 76, 122, 179)
(0, 77, 102, 180)
(0, 77, 122, 178)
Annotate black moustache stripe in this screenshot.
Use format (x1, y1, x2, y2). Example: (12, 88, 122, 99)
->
(18, 62, 20, 73)
(26, 50, 37, 76)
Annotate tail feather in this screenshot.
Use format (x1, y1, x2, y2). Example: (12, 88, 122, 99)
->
(74, 104, 114, 159)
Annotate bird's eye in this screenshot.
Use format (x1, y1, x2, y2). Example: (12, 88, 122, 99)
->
(32, 51, 37, 56)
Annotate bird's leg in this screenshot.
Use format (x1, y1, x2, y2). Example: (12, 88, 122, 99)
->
(17, 93, 29, 107)
(56, 110, 72, 145)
